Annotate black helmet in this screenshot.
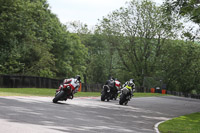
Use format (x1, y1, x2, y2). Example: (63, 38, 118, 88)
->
(75, 75, 81, 81)
(110, 76, 115, 80)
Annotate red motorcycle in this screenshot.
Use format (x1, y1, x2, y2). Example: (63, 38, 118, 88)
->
(53, 78, 80, 103)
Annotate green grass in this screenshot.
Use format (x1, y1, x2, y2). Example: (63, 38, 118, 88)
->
(134, 92, 170, 97)
(0, 88, 170, 97)
(0, 88, 55, 96)
(0, 88, 101, 97)
(159, 112, 200, 133)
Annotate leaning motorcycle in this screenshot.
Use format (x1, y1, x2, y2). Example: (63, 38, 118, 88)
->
(119, 86, 132, 105)
(101, 80, 121, 101)
(53, 80, 76, 103)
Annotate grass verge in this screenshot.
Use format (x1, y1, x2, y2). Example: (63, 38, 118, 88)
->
(0, 88, 55, 96)
(134, 92, 169, 97)
(0, 88, 169, 97)
(158, 112, 200, 133)
(0, 88, 101, 97)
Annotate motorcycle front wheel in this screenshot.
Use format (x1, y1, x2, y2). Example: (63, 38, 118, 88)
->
(53, 91, 65, 103)
(101, 91, 106, 101)
(119, 93, 126, 105)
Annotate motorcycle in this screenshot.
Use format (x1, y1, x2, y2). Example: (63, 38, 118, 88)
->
(101, 80, 121, 101)
(119, 86, 133, 105)
(53, 79, 77, 103)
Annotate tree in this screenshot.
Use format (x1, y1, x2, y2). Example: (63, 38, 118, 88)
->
(0, 0, 88, 79)
(161, 39, 200, 93)
(0, 0, 57, 77)
(98, 0, 180, 86)
(165, 0, 200, 24)
(67, 21, 111, 84)
(164, 0, 200, 42)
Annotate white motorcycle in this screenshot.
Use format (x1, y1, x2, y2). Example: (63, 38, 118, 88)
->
(119, 86, 134, 105)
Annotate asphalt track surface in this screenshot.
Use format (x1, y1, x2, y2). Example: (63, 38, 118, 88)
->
(0, 96, 200, 133)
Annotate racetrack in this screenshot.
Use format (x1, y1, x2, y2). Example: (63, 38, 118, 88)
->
(0, 96, 199, 133)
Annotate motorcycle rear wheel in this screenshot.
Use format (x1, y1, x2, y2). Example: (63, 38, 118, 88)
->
(53, 91, 65, 103)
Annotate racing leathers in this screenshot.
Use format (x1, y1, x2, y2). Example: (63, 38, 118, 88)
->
(105, 78, 118, 95)
(123, 80, 135, 97)
(63, 78, 81, 93)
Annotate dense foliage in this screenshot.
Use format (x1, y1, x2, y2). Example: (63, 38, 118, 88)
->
(97, 0, 200, 93)
(0, 0, 199, 94)
(0, 0, 87, 78)
(164, 0, 200, 41)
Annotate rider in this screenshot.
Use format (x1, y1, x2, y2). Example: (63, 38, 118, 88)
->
(105, 77, 115, 87)
(123, 79, 135, 97)
(105, 77, 119, 98)
(63, 75, 81, 93)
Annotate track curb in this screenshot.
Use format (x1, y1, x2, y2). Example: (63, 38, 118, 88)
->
(154, 119, 170, 133)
